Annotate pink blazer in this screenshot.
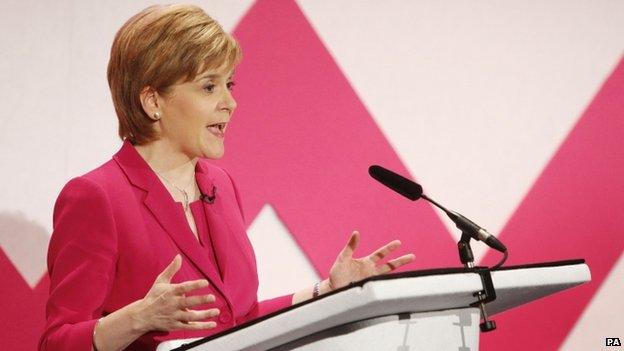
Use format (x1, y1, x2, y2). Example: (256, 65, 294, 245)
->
(39, 140, 292, 351)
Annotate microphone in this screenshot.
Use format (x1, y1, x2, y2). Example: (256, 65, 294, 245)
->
(444, 210, 507, 253)
(368, 165, 423, 200)
(201, 186, 217, 204)
(368, 165, 506, 253)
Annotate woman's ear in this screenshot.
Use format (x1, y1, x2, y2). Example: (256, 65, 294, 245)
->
(139, 86, 161, 121)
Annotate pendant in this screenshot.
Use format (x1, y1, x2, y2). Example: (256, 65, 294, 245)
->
(182, 190, 189, 211)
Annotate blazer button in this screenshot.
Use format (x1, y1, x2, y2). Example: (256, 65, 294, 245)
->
(218, 311, 232, 324)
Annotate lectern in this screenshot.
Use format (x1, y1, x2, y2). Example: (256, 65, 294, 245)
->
(157, 259, 590, 351)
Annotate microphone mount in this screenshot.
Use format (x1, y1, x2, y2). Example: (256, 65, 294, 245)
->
(368, 164, 508, 332)
(201, 186, 217, 204)
(421, 194, 504, 332)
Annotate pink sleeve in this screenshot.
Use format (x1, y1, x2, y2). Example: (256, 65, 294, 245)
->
(256, 294, 293, 316)
(39, 177, 118, 351)
(237, 294, 294, 325)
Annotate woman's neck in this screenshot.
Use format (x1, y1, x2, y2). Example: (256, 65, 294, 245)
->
(135, 139, 198, 185)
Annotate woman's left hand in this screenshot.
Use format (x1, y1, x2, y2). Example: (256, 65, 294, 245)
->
(328, 231, 415, 291)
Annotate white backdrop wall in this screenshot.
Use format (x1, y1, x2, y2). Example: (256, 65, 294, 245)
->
(0, 1, 622, 350)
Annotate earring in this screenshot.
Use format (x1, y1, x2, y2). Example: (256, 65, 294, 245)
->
(153, 112, 161, 120)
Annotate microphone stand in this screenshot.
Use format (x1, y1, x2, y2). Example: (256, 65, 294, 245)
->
(457, 232, 496, 332)
(421, 194, 497, 332)
(458, 232, 475, 268)
(368, 164, 502, 332)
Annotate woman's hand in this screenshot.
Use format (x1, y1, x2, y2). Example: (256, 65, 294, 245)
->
(132, 255, 220, 333)
(328, 231, 415, 291)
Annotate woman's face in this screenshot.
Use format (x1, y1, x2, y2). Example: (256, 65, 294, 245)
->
(157, 65, 237, 159)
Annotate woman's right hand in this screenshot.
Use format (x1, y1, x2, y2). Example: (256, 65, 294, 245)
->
(132, 254, 220, 332)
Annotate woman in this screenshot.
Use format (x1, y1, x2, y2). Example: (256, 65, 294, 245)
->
(39, 4, 415, 351)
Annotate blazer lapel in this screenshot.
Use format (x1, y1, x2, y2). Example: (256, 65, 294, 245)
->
(195, 163, 231, 278)
(195, 162, 260, 292)
(112, 141, 230, 303)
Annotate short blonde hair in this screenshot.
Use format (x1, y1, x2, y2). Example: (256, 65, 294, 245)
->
(107, 4, 242, 145)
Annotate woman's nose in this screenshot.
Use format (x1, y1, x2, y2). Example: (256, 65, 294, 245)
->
(219, 89, 237, 114)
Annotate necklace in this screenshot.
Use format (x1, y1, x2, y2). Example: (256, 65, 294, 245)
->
(157, 171, 196, 211)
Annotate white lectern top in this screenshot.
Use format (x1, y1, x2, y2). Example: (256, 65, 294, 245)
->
(157, 259, 590, 351)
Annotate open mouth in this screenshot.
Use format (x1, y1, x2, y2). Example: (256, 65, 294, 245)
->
(207, 122, 227, 138)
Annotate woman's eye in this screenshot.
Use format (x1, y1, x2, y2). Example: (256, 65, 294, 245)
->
(204, 84, 215, 93)
(227, 81, 236, 91)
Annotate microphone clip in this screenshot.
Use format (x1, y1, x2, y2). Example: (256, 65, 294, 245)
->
(201, 186, 217, 204)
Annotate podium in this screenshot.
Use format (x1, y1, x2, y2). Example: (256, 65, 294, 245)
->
(157, 259, 590, 351)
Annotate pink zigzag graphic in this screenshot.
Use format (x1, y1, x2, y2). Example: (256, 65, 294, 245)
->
(1, 1, 621, 350)
(479, 58, 624, 350)
(217, 0, 624, 350)
(215, 0, 459, 276)
(0, 248, 49, 350)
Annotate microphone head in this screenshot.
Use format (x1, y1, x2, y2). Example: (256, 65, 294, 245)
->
(368, 165, 423, 201)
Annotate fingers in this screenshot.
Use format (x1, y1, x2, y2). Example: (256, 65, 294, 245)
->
(368, 240, 401, 263)
(156, 254, 182, 283)
(378, 253, 416, 274)
(178, 321, 218, 330)
(171, 279, 209, 295)
(175, 308, 220, 322)
(179, 294, 215, 309)
(339, 231, 360, 259)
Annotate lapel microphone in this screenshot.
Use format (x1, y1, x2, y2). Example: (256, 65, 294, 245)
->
(201, 185, 217, 204)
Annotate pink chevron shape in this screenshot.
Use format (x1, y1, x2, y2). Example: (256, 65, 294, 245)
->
(216, 0, 624, 349)
(215, 0, 459, 275)
(479, 58, 624, 349)
(2, 1, 621, 350)
(0, 249, 49, 350)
